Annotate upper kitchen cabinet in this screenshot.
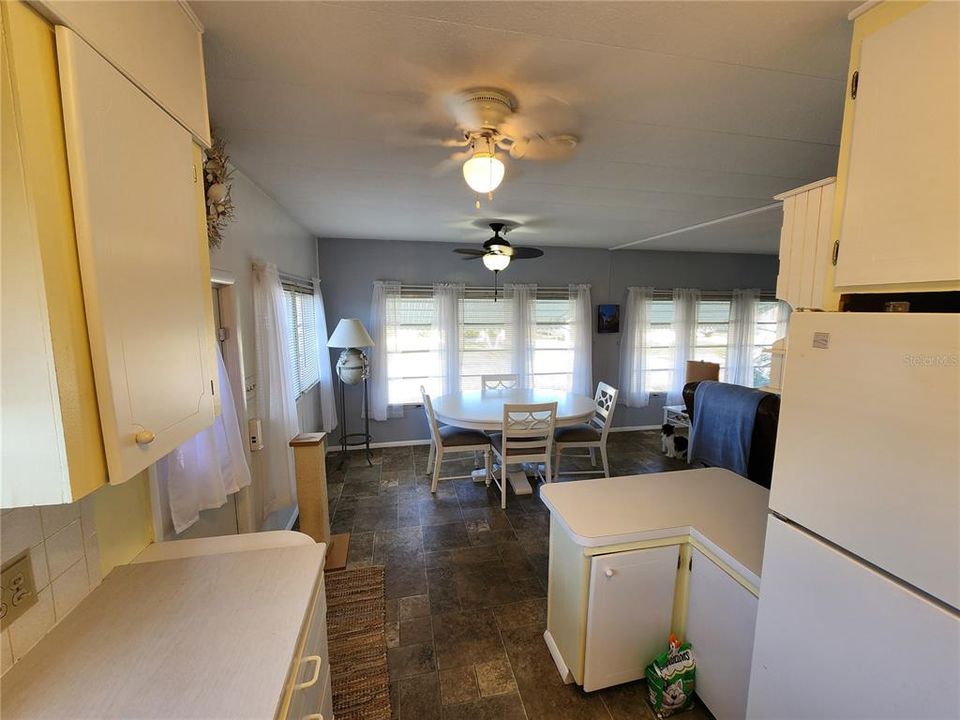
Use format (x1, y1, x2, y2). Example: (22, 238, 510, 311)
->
(1, 0, 107, 507)
(32, 0, 210, 146)
(833, 1, 959, 290)
(775, 178, 837, 311)
(57, 27, 216, 485)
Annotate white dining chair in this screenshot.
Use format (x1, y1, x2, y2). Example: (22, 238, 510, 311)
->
(480, 374, 518, 393)
(489, 402, 557, 509)
(552, 382, 619, 481)
(421, 386, 492, 493)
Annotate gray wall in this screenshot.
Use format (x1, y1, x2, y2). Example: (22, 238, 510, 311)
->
(317, 236, 778, 444)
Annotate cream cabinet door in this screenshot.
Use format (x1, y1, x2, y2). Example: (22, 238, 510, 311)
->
(583, 545, 679, 692)
(56, 27, 214, 483)
(685, 548, 758, 720)
(836, 1, 959, 287)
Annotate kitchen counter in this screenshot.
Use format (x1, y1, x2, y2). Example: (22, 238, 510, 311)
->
(540, 467, 770, 702)
(1, 543, 327, 719)
(540, 467, 769, 586)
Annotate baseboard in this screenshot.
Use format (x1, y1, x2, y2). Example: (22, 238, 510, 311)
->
(610, 424, 661, 433)
(325, 438, 433, 453)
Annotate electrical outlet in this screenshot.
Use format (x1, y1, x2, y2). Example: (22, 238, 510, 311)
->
(248, 418, 264, 451)
(1, 551, 37, 629)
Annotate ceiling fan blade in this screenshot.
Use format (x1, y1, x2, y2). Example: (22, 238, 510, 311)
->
(442, 91, 484, 131)
(453, 248, 486, 256)
(430, 149, 472, 177)
(517, 135, 579, 161)
(510, 246, 545, 260)
(462, 255, 484, 261)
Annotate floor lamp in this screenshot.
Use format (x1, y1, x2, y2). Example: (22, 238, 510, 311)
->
(327, 318, 375, 467)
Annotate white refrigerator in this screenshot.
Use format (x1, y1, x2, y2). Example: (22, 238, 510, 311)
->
(747, 312, 960, 720)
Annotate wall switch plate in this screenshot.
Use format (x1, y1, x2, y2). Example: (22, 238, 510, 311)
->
(1, 551, 37, 629)
(248, 418, 264, 451)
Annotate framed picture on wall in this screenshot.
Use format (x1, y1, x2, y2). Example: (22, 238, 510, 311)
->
(597, 304, 620, 334)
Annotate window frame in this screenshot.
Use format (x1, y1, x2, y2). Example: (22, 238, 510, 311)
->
(282, 283, 320, 401)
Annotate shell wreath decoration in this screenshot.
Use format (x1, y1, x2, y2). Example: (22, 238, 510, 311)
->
(203, 132, 235, 248)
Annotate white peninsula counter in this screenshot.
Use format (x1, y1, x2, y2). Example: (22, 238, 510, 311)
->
(540, 468, 769, 720)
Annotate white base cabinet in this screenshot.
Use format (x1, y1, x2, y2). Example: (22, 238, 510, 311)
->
(583, 546, 680, 691)
(685, 548, 758, 720)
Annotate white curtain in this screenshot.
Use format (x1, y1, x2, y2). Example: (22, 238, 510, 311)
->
(253, 261, 299, 516)
(569, 284, 593, 396)
(619, 286, 654, 407)
(669, 288, 700, 404)
(508, 283, 537, 389)
(726, 288, 758, 387)
(312, 279, 338, 432)
(433, 282, 463, 395)
(159, 346, 253, 534)
(369, 280, 403, 421)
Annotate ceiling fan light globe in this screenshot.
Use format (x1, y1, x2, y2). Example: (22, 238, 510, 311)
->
(482, 252, 510, 271)
(462, 152, 505, 194)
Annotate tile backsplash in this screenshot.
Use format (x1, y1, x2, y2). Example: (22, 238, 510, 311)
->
(1, 498, 101, 675)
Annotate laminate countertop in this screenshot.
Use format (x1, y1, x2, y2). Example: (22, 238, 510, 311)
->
(540, 468, 770, 587)
(1, 543, 326, 719)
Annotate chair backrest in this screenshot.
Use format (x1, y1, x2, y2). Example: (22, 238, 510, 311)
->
(590, 382, 619, 439)
(481, 374, 518, 394)
(501, 402, 557, 460)
(420, 385, 441, 446)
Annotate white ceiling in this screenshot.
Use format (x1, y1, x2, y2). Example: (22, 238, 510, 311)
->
(193, 1, 855, 253)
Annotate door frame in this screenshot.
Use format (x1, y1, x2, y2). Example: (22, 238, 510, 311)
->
(148, 268, 255, 540)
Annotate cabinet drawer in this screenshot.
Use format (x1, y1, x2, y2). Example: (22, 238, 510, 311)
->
(584, 545, 679, 691)
(284, 576, 331, 720)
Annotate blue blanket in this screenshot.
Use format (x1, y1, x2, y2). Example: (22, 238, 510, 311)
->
(689, 381, 766, 478)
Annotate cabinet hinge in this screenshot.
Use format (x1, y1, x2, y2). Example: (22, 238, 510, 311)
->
(677, 555, 681, 570)
(193, 164, 198, 184)
(689, 557, 693, 572)
(210, 379, 215, 396)
(832, 239, 840, 266)
(850, 70, 859, 100)
(216, 327, 229, 342)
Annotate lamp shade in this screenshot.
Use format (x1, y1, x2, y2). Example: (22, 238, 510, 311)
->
(328, 318, 375, 348)
(462, 152, 505, 194)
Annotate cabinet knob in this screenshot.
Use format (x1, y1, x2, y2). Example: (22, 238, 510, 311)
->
(604, 568, 615, 578)
(135, 430, 156, 445)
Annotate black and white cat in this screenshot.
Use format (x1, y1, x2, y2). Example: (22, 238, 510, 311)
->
(661, 424, 688, 460)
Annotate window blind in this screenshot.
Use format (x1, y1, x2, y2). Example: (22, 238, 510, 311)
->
(283, 286, 320, 399)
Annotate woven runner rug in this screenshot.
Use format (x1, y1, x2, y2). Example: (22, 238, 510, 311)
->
(325, 566, 392, 720)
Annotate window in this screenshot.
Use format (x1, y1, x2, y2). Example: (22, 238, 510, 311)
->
(641, 295, 787, 393)
(751, 300, 783, 388)
(283, 287, 320, 399)
(384, 295, 440, 405)
(384, 287, 578, 404)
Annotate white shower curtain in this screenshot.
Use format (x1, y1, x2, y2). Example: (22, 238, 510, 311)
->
(569, 284, 593, 397)
(312, 278, 338, 432)
(620, 286, 654, 407)
(253, 261, 299, 516)
(433, 282, 463, 395)
(508, 283, 537, 389)
(726, 288, 758, 387)
(160, 346, 252, 534)
(669, 288, 700, 404)
(369, 280, 402, 421)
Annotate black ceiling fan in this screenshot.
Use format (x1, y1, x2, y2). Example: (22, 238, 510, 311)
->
(453, 222, 544, 299)
(453, 222, 545, 264)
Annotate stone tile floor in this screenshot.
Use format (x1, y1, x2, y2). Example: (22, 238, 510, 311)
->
(327, 430, 713, 720)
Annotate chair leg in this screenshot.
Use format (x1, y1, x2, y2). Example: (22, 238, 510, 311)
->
(484, 449, 492, 486)
(545, 454, 553, 485)
(427, 441, 436, 476)
(431, 448, 443, 493)
(600, 444, 610, 478)
(589, 447, 598, 467)
(553, 445, 561, 482)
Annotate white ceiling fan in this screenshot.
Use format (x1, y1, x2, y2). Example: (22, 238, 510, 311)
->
(432, 87, 579, 202)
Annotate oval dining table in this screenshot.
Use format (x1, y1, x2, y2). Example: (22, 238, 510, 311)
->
(431, 388, 596, 495)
